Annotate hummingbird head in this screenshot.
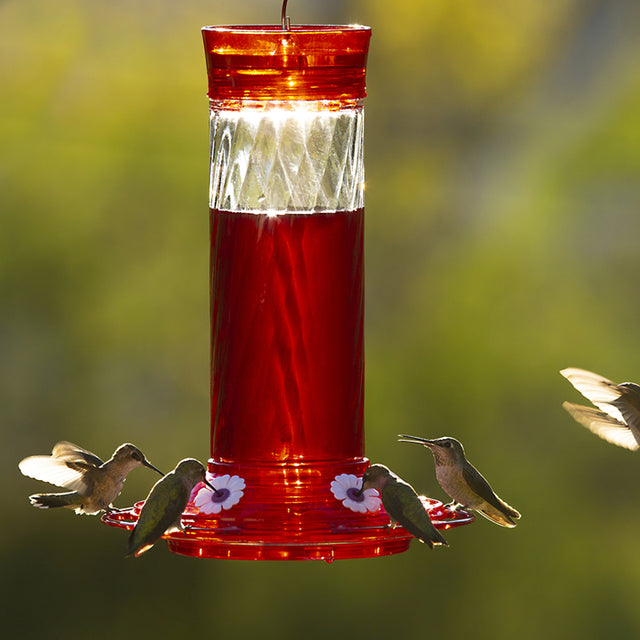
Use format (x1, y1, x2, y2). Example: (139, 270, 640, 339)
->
(398, 435, 465, 465)
(113, 444, 164, 476)
(359, 463, 392, 493)
(620, 382, 640, 398)
(173, 458, 225, 496)
(174, 458, 206, 481)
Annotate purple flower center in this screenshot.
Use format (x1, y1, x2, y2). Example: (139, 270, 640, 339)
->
(346, 487, 364, 502)
(211, 487, 231, 503)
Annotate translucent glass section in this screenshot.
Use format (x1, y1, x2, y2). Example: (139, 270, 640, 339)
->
(209, 104, 364, 213)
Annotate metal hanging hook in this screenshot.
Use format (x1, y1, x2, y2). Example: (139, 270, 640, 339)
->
(281, 0, 291, 30)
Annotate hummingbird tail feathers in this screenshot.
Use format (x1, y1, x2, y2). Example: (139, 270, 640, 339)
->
(477, 504, 520, 528)
(28, 492, 78, 510)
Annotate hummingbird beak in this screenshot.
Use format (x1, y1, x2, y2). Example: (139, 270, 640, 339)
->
(204, 478, 224, 498)
(397, 434, 436, 448)
(143, 460, 165, 476)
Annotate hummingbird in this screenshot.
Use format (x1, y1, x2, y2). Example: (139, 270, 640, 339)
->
(357, 463, 448, 548)
(560, 367, 640, 451)
(18, 441, 164, 515)
(125, 458, 218, 558)
(398, 435, 521, 528)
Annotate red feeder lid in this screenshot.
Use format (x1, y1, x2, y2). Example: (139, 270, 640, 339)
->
(202, 25, 371, 101)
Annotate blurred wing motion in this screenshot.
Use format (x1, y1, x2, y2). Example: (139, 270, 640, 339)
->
(18, 441, 103, 495)
(560, 368, 626, 422)
(562, 401, 639, 451)
(561, 368, 640, 450)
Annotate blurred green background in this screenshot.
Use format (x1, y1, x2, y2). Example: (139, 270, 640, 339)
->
(3, 0, 640, 637)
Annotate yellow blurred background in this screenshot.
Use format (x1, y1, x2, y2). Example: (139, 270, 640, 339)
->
(3, 0, 640, 638)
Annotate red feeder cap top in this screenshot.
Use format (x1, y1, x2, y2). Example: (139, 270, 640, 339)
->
(202, 25, 371, 102)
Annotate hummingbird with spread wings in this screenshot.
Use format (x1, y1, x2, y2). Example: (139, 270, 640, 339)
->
(560, 367, 640, 451)
(19, 441, 163, 515)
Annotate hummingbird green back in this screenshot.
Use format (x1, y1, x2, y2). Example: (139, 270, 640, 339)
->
(126, 458, 208, 558)
(361, 464, 448, 548)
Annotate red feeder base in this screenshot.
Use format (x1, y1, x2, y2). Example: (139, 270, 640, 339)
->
(102, 458, 474, 561)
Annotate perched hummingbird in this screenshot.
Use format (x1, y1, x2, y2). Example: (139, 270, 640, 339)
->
(126, 458, 217, 558)
(358, 463, 448, 548)
(560, 367, 640, 451)
(398, 435, 521, 528)
(18, 441, 163, 515)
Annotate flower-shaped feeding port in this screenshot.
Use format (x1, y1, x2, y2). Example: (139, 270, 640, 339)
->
(331, 474, 381, 514)
(192, 474, 245, 515)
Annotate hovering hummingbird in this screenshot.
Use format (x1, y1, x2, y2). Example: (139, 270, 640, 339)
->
(560, 367, 640, 451)
(18, 441, 163, 515)
(357, 463, 448, 548)
(126, 458, 218, 558)
(398, 435, 521, 528)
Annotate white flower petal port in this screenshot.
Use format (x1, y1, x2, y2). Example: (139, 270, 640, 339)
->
(193, 473, 246, 515)
(330, 473, 382, 514)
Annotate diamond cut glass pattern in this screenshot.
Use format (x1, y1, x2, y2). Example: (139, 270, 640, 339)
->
(210, 106, 364, 213)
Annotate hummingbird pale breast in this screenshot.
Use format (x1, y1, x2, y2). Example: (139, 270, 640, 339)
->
(435, 464, 480, 507)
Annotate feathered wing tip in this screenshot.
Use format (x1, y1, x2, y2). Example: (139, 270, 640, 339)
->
(125, 529, 141, 558)
(560, 368, 626, 422)
(18, 455, 90, 494)
(125, 538, 152, 558)
(477, 501, 521, 528)
(125, 523, 175, 558)
(421, 529, 448, 549)
(562, 401, 640, 451)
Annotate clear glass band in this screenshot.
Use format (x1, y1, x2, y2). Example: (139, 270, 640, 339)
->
(209, 102, 364, 213)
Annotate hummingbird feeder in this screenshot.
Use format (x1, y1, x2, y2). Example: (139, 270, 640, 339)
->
(103, 4, 474, 561)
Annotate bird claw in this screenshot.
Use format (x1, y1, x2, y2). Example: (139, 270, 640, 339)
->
(105, 506, 126, 514)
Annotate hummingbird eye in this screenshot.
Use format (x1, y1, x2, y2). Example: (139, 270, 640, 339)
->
(443, 441, 451, 448)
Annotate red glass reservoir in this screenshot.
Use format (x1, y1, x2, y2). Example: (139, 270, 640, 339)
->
(210, 208, 364, 464)
(103, 24, 474, 559)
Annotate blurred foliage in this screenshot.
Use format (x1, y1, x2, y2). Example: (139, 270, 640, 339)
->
(2, 0, 640, 638)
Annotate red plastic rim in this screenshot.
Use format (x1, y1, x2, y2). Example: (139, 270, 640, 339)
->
(102, 458, 474, 562)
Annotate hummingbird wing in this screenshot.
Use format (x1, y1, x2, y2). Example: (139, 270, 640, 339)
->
(382, 480, 447, 547)
(461, 463, 520, 520)
(126, 475, 190, 557)
(18, 442, 103, 495)
(560, 368, 626, 423)
(562, 401, 639, 451)
(51, 442, 105, 467)
(18, 456, 92, 494)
